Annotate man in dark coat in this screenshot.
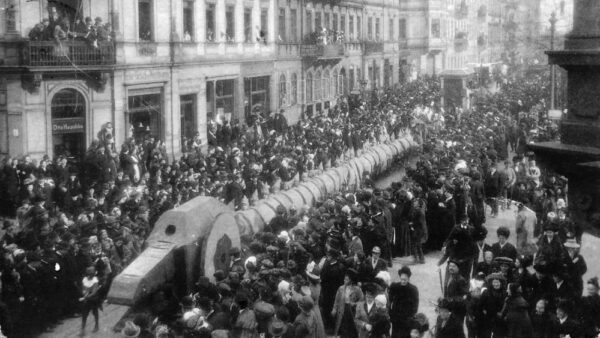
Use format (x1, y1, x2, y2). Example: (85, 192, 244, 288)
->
(319, 249, 346, 332)
(469, 172, 486, 228)
(554, 300, 582, 338)
(439, 217, 476, 280)
(363, 246, 387, 282)
(435, 298, 466, 338)
(273, 109, 288, 134)
(389, 266, 419, 338)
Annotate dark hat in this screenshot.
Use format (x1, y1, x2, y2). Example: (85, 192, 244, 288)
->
(473, 227, 488, 241)
(485, 272, 507, 285)
(398, 265, 412, 277)
(436, 298, 452, 310)
(213, 270, 226, 281)
(544, 221, 559, 232)
(533, 260, 551, 274)
(494, 256, 514, 267)
(268, 319, 288, 337)
(447, 258, 460, 268)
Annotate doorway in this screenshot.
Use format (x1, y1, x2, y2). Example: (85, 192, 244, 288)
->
(51, 88, 86, 161)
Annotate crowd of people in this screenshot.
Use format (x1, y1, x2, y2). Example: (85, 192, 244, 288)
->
(0, 71, 598, 338)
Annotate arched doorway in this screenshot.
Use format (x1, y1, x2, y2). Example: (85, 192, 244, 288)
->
(51, 88, 86, 160)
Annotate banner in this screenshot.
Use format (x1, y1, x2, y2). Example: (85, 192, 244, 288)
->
(52, 118, 85, 134)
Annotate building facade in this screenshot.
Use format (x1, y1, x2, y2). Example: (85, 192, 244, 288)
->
(0, 0, 498, 161)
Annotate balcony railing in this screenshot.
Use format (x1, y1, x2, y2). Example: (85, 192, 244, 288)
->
(26, 40, 115, 67)
(363, 41, 384, 54)
(300, 43, 344, 58)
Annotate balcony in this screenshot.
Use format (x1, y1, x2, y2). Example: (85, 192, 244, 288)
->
(24, 40, 115, 67)
(363, 41, 384, 54)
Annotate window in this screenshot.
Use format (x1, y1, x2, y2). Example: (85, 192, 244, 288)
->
(375, 18, 380, 41)
(226, 6, 235, 42)
(180, 94, 197, 146)
(307, 11, 312, 34)
(431, 18, 440, 38)
(244, 76, 270, 120)
(279, 8, 286, 41)
(314, 70, 321, 101)
(261, 8, 268, 39)
(138, 0, 153, 41)
(357, 16, 361, 39)
(291, 73, 297, 104)
(333, 14, 338, 32)
(398, 18, 406, 39)
(306, 72, 313, 102)
(348, 15, 354, 39)
(324, 13, 330, 30)
(244, 8, 252, 42)
(315, 12, 321, 30)
(6, 0, 16, 32)
(323, 70, 330, 98)
(389, 18, 393, 41)
(290, 9, 297, 42)
(206, 4, 215, 41)
(279, 74, 287, 107)
(182, 1, 194, 41)
(340, 14, 345, 34)
(128, 91, 162, 141)
(332, 69, 338, 96)
(367, 17, 372, 40)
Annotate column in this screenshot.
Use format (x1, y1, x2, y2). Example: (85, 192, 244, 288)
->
(268, 0, 276, 43)
(235, 0, 244, 43)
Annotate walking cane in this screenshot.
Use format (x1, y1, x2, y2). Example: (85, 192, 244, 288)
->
(438, 266, 444, 296)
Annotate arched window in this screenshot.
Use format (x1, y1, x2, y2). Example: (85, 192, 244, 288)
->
(291, 73, 298, 105)
(51, 88, 87, 159)
(332, 69, 338, 96)
(323, 69, 330, 98)
(306, 72, 313, 102)
(279, 74, 287, 107)
(314, 70, 321, 101)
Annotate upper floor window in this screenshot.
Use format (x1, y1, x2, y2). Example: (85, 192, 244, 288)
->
(315, 12, 321, 30)
(357, 16, 361, 39)
(183, 0, 194, 41)
(306, 11, 312, 34)
(367, 17, 372, 40)
(348, 15, 354, 39)
(206, 4, 215, 41)
(6, 0, 17, 32)
(340, 14, 345, 34)
(398, 18, 406, 39)
(290, 9, 297, 42)
(279, 8, 286, 42)
(333, 14, 338, 32)
(260, 8, 268, 42)
(431, 18, 441, 38)
(389, 18, 393, 41)
(291, 73, 298, 105)
(138, 0, 153, 41)
(226, 6, 235, 42)
(375, 18, 380, 41)
(324, 13, 330, 30)
(244, 8, 252, 42)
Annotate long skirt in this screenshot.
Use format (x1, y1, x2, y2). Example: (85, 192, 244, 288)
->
(338, 303, 358, 338)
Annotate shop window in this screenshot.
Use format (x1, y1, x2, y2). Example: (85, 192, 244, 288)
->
(279, 74, 287, 107)
(128, 91, 162, 142)
(244, 76, 270, 122)
(226, 6, 235, 42)
(183, 0, 194, 41)
(138, 0, 154, 41)
(52, 88, 87, 160)
(291, 73, 298, 105)
(206, 3, 215, 42)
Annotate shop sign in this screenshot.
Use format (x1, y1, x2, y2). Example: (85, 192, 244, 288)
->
(52, 118, 85, 134)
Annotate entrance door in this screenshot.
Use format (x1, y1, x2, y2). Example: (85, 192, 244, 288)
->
(180, 94, 197, 150)
(51, 88, 86, 161)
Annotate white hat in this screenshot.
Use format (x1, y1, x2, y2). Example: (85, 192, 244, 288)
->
(374, 294, 387, 307)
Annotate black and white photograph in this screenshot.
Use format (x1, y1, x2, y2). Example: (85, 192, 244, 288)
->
(0, 0, 598, 337)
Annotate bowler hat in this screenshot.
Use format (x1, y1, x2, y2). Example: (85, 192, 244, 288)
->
(268, 319, 288, 337)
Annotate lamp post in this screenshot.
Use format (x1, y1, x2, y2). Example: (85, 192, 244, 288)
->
(549, 11, 557, 110)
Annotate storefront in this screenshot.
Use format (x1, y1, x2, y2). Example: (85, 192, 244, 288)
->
(206, 79, 236, 123)
(51, 88, 86, 160)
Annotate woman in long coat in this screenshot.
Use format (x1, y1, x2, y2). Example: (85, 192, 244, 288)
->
(503, 283, 533, 338)
(332, 269, 363, 338)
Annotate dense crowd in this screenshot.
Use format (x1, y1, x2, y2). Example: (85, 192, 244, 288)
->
(0, 72, 598, 338)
